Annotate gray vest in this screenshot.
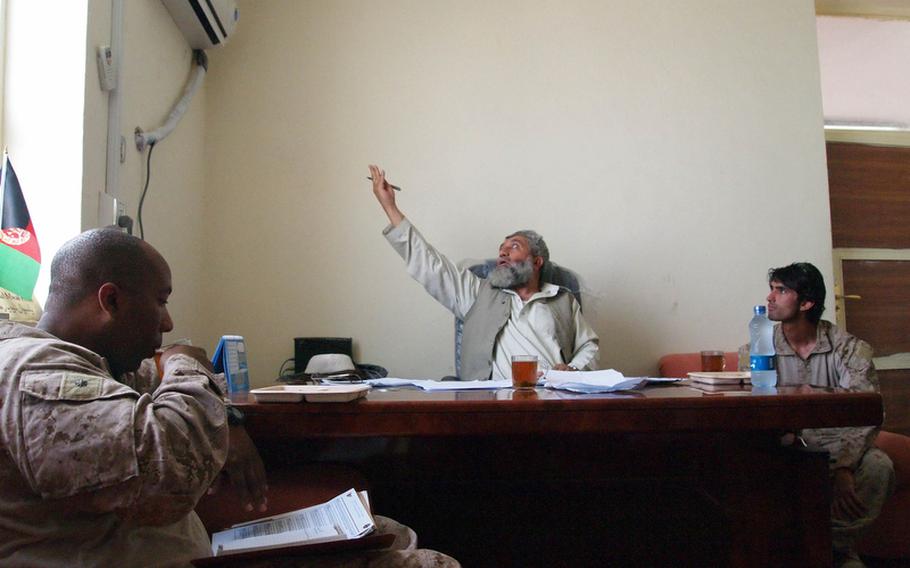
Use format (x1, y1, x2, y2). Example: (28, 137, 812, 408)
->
(460, 280, 576, 380)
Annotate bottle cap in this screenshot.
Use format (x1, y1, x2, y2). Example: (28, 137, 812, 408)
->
(754, 305, 767, 315)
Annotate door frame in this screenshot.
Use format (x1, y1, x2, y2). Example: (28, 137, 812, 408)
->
(833, 247, 910, 371)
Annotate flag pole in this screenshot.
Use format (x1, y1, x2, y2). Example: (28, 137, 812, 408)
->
(0, 148, 6, 220)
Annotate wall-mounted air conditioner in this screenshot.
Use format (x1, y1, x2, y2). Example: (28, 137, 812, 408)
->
(161, 0, 239, 50)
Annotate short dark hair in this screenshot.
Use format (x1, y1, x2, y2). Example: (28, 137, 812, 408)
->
(47, 228, 152, 309)
(767, 262, 826, 324)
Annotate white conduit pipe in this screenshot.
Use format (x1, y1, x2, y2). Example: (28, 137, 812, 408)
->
(135, 52, 207, 151)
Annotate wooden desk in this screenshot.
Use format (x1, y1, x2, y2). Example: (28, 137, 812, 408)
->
(233, 384, 882, 567)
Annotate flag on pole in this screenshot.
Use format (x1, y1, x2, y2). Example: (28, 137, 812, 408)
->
(0, 153, 40, 299)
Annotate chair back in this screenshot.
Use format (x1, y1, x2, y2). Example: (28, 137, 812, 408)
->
(454, 260, 583, 377)
(657, 352, 741, 378)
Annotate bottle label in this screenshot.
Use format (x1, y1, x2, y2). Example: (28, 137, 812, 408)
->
(750, 355, 775, 371)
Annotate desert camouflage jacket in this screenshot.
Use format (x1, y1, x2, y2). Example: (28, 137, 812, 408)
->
(0, 321, 228, 567)
(739, 320, 879, 471)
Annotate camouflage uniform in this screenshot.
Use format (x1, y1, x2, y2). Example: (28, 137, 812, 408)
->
(0, 321, 229, 567)
(739, 320, 895, 555)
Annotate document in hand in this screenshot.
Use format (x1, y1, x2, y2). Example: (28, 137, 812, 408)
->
(209, 489, 377, 557)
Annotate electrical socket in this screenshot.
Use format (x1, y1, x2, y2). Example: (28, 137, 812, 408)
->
(99, 192, 117, 226)
(116, 198, 127, 220)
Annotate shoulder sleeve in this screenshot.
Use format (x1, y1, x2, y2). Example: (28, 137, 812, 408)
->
(802, 332, 879, 470)
(835, 336, 878, 393)
(383, 219, 481, 318)
(567, 296, 599, 370)
(14, 353, 228, 525)
(16, 369, 142, 499)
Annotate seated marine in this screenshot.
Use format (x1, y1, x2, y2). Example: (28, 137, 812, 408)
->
(0, 228, 459, 567)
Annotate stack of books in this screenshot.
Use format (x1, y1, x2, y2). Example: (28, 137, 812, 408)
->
(686, 371, 751, 392)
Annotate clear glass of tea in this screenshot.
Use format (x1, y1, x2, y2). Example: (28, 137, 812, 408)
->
(511, 355, 541, 389)
(700, 350, 726, 372)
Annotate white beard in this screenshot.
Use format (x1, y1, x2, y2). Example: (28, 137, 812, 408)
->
(489, 258, 534, 289)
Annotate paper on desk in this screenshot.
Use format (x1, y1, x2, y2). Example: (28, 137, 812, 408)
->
(366, 378, 512, 390)
(544, 369, 682, 394)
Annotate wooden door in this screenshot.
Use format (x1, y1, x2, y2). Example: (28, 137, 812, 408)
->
(827, 141, 910, 435)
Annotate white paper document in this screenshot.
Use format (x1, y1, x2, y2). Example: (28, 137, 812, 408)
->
(366, 378, 512, 391)
(544, 369, 681, 393)
(210, 489, 375, 556)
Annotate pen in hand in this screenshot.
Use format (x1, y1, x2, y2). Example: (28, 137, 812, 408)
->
(366, 177, 401, 191)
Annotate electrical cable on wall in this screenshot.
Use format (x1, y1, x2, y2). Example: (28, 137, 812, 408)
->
(133, 49, 206, 240)
(130, 0, 239, 238)
(137, 143, 155, 240)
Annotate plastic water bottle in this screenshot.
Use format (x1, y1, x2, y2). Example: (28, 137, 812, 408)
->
(749, 305, 778, 388)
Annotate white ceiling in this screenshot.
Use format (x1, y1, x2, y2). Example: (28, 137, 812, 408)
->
(816, 16, 910, 128)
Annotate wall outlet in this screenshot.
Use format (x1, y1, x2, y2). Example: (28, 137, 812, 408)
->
(99, 191, 117, 226)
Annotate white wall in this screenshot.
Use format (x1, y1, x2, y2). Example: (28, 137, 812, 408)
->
(203, 0, 833, 385)
(106, 0, 210, 345)
(4, 0, 87, 302)
(5, 0, 209, 341)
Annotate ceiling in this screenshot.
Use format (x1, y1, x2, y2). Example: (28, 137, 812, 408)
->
(817, 16, 910, 128)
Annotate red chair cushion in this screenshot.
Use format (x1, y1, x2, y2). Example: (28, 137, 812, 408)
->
(657, 352, 740, 378)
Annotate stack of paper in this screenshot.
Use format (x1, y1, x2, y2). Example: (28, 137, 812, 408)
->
(544, 369, 642, 393)
(210, 489, 375, 557)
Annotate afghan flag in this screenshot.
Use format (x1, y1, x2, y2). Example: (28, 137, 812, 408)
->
(0, 154, 40, 299)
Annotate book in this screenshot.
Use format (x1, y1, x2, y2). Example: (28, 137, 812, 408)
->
(201, 489, 385, 561)
(688, 381, 752, 393)
(686, 371, 750, 386)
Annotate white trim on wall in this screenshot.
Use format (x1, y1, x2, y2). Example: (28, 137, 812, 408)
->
(816, 0, 910, 19)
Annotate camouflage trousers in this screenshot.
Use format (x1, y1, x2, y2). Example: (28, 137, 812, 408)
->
(248, 516, 460, 568)
(831, 448, 895, 554)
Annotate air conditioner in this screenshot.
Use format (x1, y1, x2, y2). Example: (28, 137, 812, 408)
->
(161, 0, 239, 49)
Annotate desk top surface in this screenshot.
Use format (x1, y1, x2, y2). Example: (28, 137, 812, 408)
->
(231, 383, 883, 438)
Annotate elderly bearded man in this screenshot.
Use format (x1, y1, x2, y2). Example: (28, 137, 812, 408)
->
(369, 165, 599, 380)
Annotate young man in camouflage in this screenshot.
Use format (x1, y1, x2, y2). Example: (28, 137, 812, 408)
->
(0, 229, 459, 567)
(740, 262, 894, 568)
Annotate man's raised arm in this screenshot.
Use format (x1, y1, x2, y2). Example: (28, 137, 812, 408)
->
(369, 164, 404, 227)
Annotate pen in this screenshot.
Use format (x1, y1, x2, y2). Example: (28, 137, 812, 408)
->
(366, 177, 401, 191)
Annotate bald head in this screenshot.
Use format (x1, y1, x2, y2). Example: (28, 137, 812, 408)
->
(40, 229, 174, 376)
(46, 228, 160, 311)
